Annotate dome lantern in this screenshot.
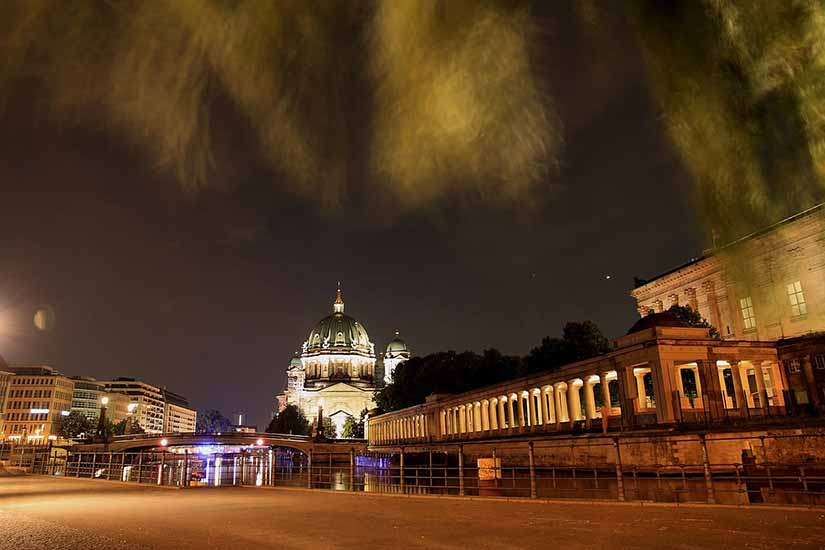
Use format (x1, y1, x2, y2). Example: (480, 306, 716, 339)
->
(333, 282, 344, 314)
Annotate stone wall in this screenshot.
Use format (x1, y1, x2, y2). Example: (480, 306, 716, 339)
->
(457, 426, 825, 468)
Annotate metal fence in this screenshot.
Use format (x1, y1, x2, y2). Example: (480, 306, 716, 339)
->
(13, 431, 825, 507)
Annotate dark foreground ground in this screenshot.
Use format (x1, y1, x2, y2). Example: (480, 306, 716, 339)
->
(1, 477, 824, 550)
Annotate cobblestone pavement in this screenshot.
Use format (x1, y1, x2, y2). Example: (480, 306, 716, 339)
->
(1, 477, 824, 550)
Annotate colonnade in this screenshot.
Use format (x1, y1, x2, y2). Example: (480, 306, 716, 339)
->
(371, 412, 428, 445)
(714, 360, 783, 410)
(437, 371, 620, 438)
(367, 356, 787, 447)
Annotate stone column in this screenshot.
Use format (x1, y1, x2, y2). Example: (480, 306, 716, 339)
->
(567, 381, 583, 421)
(634, 372, 647, 409)
(729, 361, 747, 411)
(584, 380, 597, 421)
(753, 363, 769, 409)
(702, 280, 722, 335)
(555, 385, 568, 423)
(674, 365, 686, 396)
(600, 373, 612, 412)
(716, 366, 731, 409)
(543, 389, 555, 425)
(617, 367, 636, 428)
(768, 362, 786, 406)
(498, 400, 507, 429)
(697, 359, 724, 420)
(802, 356, 821, 408)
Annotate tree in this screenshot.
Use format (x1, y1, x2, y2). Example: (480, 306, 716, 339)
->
(523, 321, 612, 375)
(376, 349, 521, 412)
(376, 321, 613, 412)
(668, 304, 720, 339)
(266, 404, 310, 435)
(113, 418, 145, 436)
(58, 411, 94, 439)
(341, 410, 366, 439)
(196, 409, 233, 433)
(322, 417, 337, 439)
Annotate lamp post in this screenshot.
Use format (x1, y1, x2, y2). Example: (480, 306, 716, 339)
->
(96, 396, 109, 443)
(125, 403, 138, 435)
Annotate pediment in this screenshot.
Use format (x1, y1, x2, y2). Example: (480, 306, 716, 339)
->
(317, 382, 371, 393)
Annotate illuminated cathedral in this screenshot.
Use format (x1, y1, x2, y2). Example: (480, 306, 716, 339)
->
(275, 286, 410, 436)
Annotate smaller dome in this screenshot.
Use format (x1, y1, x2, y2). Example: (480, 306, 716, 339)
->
(627, 310, 689, 335)
(289, 356, 303, 369)
(386, 331, 409, 356)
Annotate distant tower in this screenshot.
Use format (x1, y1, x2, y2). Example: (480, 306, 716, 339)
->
(383, 331, 411, 384)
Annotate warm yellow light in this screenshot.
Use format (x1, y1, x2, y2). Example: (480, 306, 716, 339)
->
(100, 396, 109, 405)
(127, 403, 138, 412)
(256, 438, 264, 446)
(160, 438, 168, 447)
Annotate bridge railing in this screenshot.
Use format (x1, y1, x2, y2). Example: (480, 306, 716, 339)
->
(104, 431, 313, 442)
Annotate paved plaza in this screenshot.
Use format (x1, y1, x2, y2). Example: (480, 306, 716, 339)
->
(1, 477, 824, 549)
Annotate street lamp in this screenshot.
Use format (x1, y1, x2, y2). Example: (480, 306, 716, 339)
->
(125, 403, 138, 435)
(96, 396, 109, 442)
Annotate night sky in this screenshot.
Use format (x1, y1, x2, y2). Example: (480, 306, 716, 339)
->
(0, 4, 701, 428)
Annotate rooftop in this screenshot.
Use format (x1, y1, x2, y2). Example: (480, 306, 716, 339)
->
(634, 201, 825, 289)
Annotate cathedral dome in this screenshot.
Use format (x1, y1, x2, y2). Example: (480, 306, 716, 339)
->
(302, 287, 375, 358)
(386, 332, 409, 356)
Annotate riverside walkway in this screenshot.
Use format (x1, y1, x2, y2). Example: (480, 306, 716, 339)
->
(1, 476, 824, 549)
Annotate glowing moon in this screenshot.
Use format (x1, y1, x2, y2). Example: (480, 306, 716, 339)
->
(33, 307, 56, 332)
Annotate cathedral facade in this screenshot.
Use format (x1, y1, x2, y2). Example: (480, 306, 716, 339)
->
(276, 287, 410, 436)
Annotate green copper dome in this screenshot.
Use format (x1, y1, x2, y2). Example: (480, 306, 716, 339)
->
(301, 287, 375, 358)
(385, 331, 409, 356)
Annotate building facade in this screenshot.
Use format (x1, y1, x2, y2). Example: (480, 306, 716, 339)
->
(162, 389, 197, 433)
(631, 202, 825, 410)
(383, 332, 411, 385)
(277, 287, 410, 436)
(631, 203, 825, 341)
(100, 378, 166, 434)
(70, 377, 132, 424)
(369, 314, 788, 446)
(1, 366, 75, 442)
(0, 369, 12, 423)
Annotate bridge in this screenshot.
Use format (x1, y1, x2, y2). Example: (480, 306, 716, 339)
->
(68, 432, 367, 454)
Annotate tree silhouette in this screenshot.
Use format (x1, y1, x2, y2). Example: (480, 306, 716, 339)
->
(196, 409, 233, 433)
(266, 405, 310, 436)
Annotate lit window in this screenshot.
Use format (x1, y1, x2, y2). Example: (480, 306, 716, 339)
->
(740, 297, 756, 330)
(784, 359, 801, 374)
(815, 354, 825, 371)
(786, 281, 807, 317)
